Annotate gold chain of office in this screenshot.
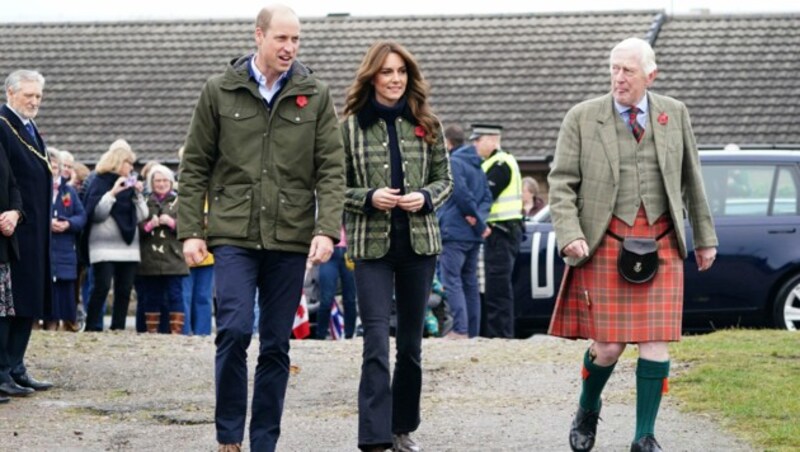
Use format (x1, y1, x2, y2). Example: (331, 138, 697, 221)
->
(0, 116, 52, 172)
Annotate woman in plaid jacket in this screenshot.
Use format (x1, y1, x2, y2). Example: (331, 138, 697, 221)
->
(340, 41, 452, 452)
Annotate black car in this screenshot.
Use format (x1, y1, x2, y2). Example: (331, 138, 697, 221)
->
(512, 150, 800, 338)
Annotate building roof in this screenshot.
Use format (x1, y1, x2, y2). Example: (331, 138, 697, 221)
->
(653, 13, 800, 148)
(1, 11, 798, 165)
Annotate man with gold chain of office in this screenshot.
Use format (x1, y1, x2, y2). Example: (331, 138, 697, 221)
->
(472, 124, 523, 338)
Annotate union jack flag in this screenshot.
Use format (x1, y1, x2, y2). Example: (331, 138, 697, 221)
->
(329, 300, 345, 340)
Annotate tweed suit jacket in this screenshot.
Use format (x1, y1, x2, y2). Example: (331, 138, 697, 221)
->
(341, 113, 453, 260)
(548, 92, 718, 267)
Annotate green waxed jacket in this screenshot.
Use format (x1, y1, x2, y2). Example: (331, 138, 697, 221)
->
(178, 56, 345, 253)
(341, 106, 453, 260)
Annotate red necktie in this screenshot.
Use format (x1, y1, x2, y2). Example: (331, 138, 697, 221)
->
(628, 107, 644, 143)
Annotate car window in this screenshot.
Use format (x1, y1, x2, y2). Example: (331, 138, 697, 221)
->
(773, 166, 799, 215)
(701, 164, 789, 217)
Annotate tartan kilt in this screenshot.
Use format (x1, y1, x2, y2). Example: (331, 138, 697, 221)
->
(548, 210, 683, 343)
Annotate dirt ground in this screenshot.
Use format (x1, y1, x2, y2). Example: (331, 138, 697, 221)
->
(0, 331, 754, 451)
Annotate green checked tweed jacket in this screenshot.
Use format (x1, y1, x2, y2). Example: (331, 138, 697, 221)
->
(341, 112, 452, 260)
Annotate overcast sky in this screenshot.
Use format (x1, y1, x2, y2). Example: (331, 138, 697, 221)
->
(5, 0, 799, 22)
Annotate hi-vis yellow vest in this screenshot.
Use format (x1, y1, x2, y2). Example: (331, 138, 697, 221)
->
(481, 150, 523, 222)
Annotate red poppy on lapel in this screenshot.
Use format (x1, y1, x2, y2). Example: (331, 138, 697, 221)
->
(296, 95, 308, 108)
(414, 126, 426, 138)
(658, 112, 668, 125)
(62, 192, 72, 207)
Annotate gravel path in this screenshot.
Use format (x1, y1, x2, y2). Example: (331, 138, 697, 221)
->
(0, 331, 754, 451)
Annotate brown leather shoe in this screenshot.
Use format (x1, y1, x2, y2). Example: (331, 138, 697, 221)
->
(217, 443, 242, 452)
(392, 433, 421, 452)
(62, 321, 80, 332)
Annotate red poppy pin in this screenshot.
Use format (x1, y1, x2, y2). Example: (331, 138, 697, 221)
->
(296, 95, 308, 108)
(658, 112, 668, 125)
(62, 193, 71, 207)
(414, 126, 426, 138)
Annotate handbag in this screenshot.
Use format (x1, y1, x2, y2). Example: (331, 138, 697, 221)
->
(607, 226, 673, 284)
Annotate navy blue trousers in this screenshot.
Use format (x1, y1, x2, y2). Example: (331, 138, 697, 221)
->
(137, 275, 184, 313)
(213, 245, 306, 451)
(439, 240, 482, 337)
(317, 246, 357, 339)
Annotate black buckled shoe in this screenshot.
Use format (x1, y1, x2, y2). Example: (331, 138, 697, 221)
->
(13, 373, 53, 391)
(630, 435, 663, 452)
(0, 380, 34, 396)
(569, 403, 601, 452)
(392, 433, 421, 452)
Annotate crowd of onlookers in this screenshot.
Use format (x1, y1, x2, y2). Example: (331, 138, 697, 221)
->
(37, 141, 215, 336)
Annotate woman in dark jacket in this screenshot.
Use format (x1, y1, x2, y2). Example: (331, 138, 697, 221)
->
(0, 140, 24, 403)
(341, 41, 452, 452)
(82, 139, 148, 331)
(136, 164, 188, 334)
(44, 149, 86, 331)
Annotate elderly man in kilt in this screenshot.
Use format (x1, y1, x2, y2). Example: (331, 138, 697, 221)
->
(547, 37, 718, 452)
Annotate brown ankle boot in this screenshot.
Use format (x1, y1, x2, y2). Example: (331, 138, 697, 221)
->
(43, 321, 59, 331)
(169, 312, 185, 335)
(145, 313, 160, 333)
(61, 321, 80, 332)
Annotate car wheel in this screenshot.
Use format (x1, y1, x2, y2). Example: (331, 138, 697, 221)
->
(773, 274, 800, 331)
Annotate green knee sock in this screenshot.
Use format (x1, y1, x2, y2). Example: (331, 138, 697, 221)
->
(578, 348, 617, 412)
(635, 358, 671, 441)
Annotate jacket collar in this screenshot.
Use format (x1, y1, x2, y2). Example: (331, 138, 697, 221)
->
(355, 95, 417, 130)
(220, 54, 314, 95)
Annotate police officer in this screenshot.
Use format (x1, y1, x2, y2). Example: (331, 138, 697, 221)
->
(472, 124, 523, 338)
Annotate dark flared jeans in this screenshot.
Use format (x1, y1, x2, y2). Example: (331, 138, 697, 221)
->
(355, 226, 437, 450)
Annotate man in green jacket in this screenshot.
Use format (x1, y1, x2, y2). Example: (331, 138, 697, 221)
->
(177, 5, 345, 451)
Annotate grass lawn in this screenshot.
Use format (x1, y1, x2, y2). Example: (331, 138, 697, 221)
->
(670, 329, 799, 452)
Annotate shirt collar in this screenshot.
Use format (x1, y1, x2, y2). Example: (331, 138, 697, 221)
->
(614, 92, 649, 116)
(248, 55, 290, 90)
